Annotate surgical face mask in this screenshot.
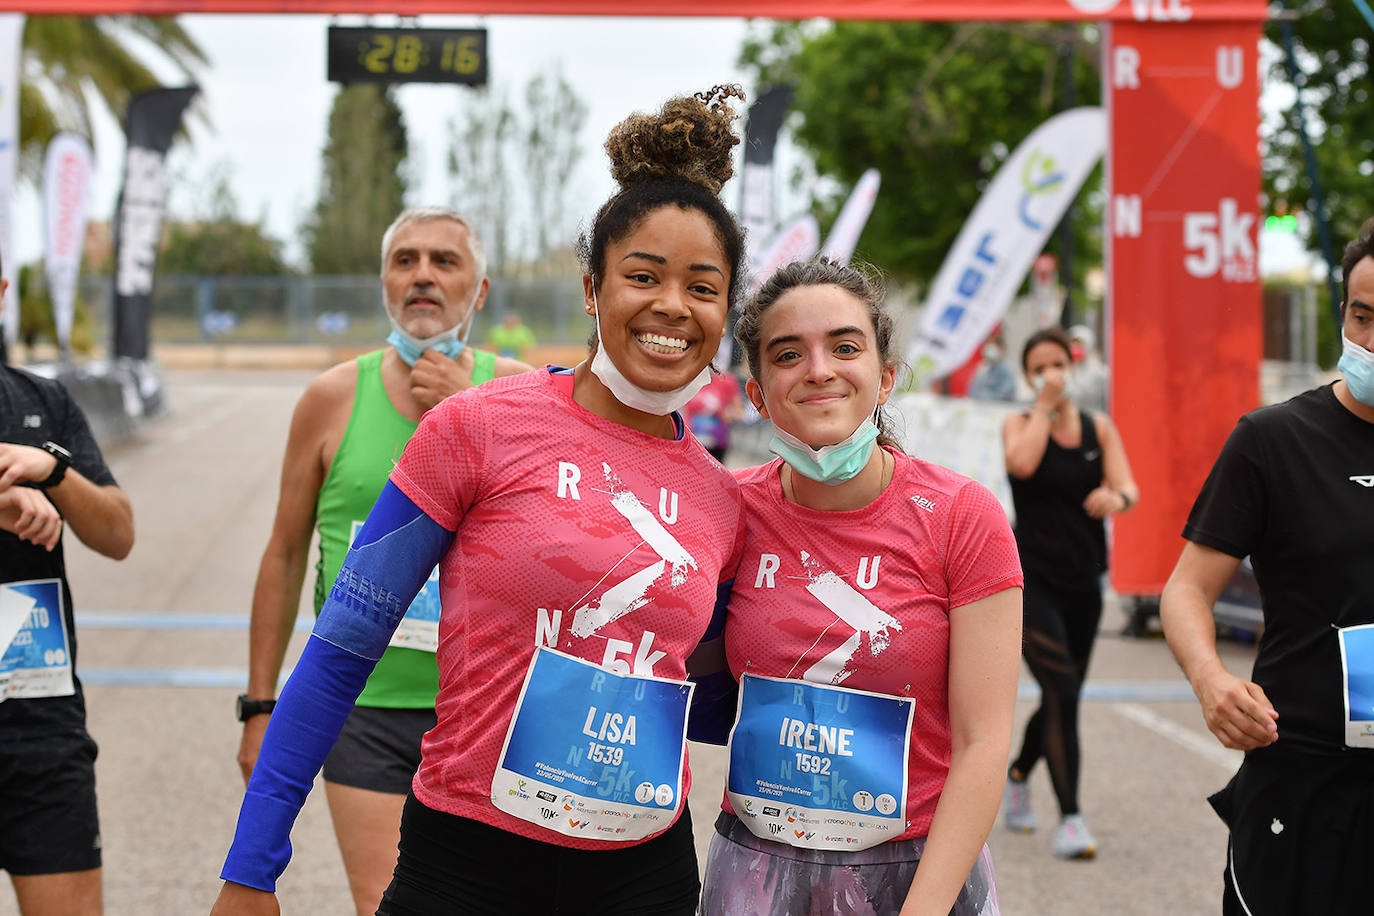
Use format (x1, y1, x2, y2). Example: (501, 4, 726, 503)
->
(1031, 370, 1077, 401)
(385, 286, 481, 366)
(588, 288, 711, 416)
(1338, 334, 1374, 406)
(982, 343, 1003, 363)
(769, 415, 881, 486)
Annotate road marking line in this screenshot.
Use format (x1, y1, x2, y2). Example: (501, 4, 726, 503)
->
(1112, 701, 1241, 771)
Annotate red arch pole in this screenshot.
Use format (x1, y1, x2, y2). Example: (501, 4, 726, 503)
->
(0, 1, 1268, 19)
(1106, 14, 1264, 595)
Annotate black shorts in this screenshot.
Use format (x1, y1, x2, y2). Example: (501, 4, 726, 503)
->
(378, 793, 700, 915)
(1211, 745, 1374, 915)
(0, 731, 102, 875)
(323, 705, 436, 795)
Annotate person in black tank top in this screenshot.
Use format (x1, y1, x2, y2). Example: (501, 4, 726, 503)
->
(998, 327, 1140, 861)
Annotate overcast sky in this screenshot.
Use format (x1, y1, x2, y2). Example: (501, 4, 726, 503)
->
(12, 14, 759, 268)
(11, 13, 1314, 276)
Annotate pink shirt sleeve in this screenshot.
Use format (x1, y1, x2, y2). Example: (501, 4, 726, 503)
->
(944, 481, 1024, 609)
(389, 389, 491, 531)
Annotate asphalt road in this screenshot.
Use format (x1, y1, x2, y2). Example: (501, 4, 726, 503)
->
(1, 368, 1260, 915)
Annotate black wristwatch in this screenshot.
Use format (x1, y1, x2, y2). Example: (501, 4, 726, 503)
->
(236, 694, 277, 722)
(37, 441, 72, 489)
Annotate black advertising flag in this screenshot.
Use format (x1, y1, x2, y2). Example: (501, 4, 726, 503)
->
(737, 84, 793, 255)
(111, 86, 197, 360)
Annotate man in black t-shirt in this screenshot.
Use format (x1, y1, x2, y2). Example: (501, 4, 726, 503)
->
(0, 255, 134, 915)
(1161, 220, 1374, 915)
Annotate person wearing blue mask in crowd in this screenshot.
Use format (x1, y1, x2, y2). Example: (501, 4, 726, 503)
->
(1160, 218, 1374, 914)
(233, 207, 529, 916)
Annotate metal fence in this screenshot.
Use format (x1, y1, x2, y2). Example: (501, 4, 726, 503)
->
(76, 273, 590, 348)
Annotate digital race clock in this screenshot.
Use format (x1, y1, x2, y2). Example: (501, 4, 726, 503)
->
(327, 26, 488, 86)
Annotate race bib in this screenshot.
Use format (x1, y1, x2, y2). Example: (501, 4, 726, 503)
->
(351, 520, 439, 653)
(1338, 623, 1374, 749)
(0, 579, 75, 702)
(727, 674, 915, 851)
(491, 647, 693, 842)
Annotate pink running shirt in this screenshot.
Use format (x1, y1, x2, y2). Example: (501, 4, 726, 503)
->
(390, 369, 744, 848)
(723, 449, 1022, 840)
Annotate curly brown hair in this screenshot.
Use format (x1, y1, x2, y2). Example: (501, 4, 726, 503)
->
(577, 85, 747, 311)
(603, 85, 744, 195)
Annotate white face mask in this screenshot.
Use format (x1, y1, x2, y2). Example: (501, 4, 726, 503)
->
(1031, 369, 1078, 401)
(588, 287, 711, 416)
(385, 285, 481, 366)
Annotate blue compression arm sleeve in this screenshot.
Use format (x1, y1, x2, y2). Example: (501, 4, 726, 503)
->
(687, 578, 740, 746)
(220, 482, 453, 891)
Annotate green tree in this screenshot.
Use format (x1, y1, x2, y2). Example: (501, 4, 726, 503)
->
(1262, 5, 1373, 278)
(18, 17, 204, 178)
(447, 65, 589, 275)
(739, 21, 1102, 286)
(160, 173, 292, 276)
(305, 84, 409, 274)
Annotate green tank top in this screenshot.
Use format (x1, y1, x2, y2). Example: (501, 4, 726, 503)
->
(314, 346, 496, 707)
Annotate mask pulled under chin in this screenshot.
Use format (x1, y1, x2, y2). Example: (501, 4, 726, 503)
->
(587, 291, 711, 416)
(387, 319, 466, 366)
(769, 418, 881, 486)
(1338, 334, 1374, 407)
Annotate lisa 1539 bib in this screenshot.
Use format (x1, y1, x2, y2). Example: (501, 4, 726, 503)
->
(491, 647, 694, 841)
(727, 673, 915, 851)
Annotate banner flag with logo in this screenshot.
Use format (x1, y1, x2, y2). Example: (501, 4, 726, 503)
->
(738, 85, 794, 264)
(749, 213, 821, 293)
(0, 13, 23, 353)
(821, 169, 881, 267)
(906, 107, 1105, 384)
(111, 86, 197, 361)
(43, 133, 93, 358)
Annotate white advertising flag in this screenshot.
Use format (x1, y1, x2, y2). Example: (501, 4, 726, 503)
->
(43, 133, 94, 357)
(821, 168, 881, 266)
(906, 107, 1105, 383)
(749, 213, 821, 292)
(0, 14, 24, 351)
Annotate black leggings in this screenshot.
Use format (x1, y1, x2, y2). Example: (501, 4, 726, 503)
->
(1010, 576, 1103, 817)
(377, 794, 700, 915)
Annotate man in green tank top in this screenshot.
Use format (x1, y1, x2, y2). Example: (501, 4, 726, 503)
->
(235, 207, 530, 916)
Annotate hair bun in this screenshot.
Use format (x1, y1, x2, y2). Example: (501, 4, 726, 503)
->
(604, 84, 745, 196)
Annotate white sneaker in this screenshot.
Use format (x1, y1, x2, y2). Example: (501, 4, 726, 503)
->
(1002, 776, 1036, 833)
(1052, 814, 1097, 860)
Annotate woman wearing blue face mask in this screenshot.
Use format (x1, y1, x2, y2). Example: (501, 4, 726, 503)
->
(999, 326, 1139, 861)
(695, 259, 1024, 915)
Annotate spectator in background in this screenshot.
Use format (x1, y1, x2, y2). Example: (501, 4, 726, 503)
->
(1000, 326, 1138, 861)
(683, 369, 743, 462)
(1067, 324, 1108, 413)
(968, 333, 1016, 403)
(488, 312, 538, 362)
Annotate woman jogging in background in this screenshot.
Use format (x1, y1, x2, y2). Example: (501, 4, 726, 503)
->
(697, 258, 1024, 915)
(1000, 326, 1139, 860)
(210, 85, 748, 916)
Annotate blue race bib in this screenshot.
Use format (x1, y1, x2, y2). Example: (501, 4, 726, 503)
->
(0, 579, 74, 702)
(491, 647, 693, 841)
(727, 673, 915, 851)
(1339, 623, 1374, 749)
